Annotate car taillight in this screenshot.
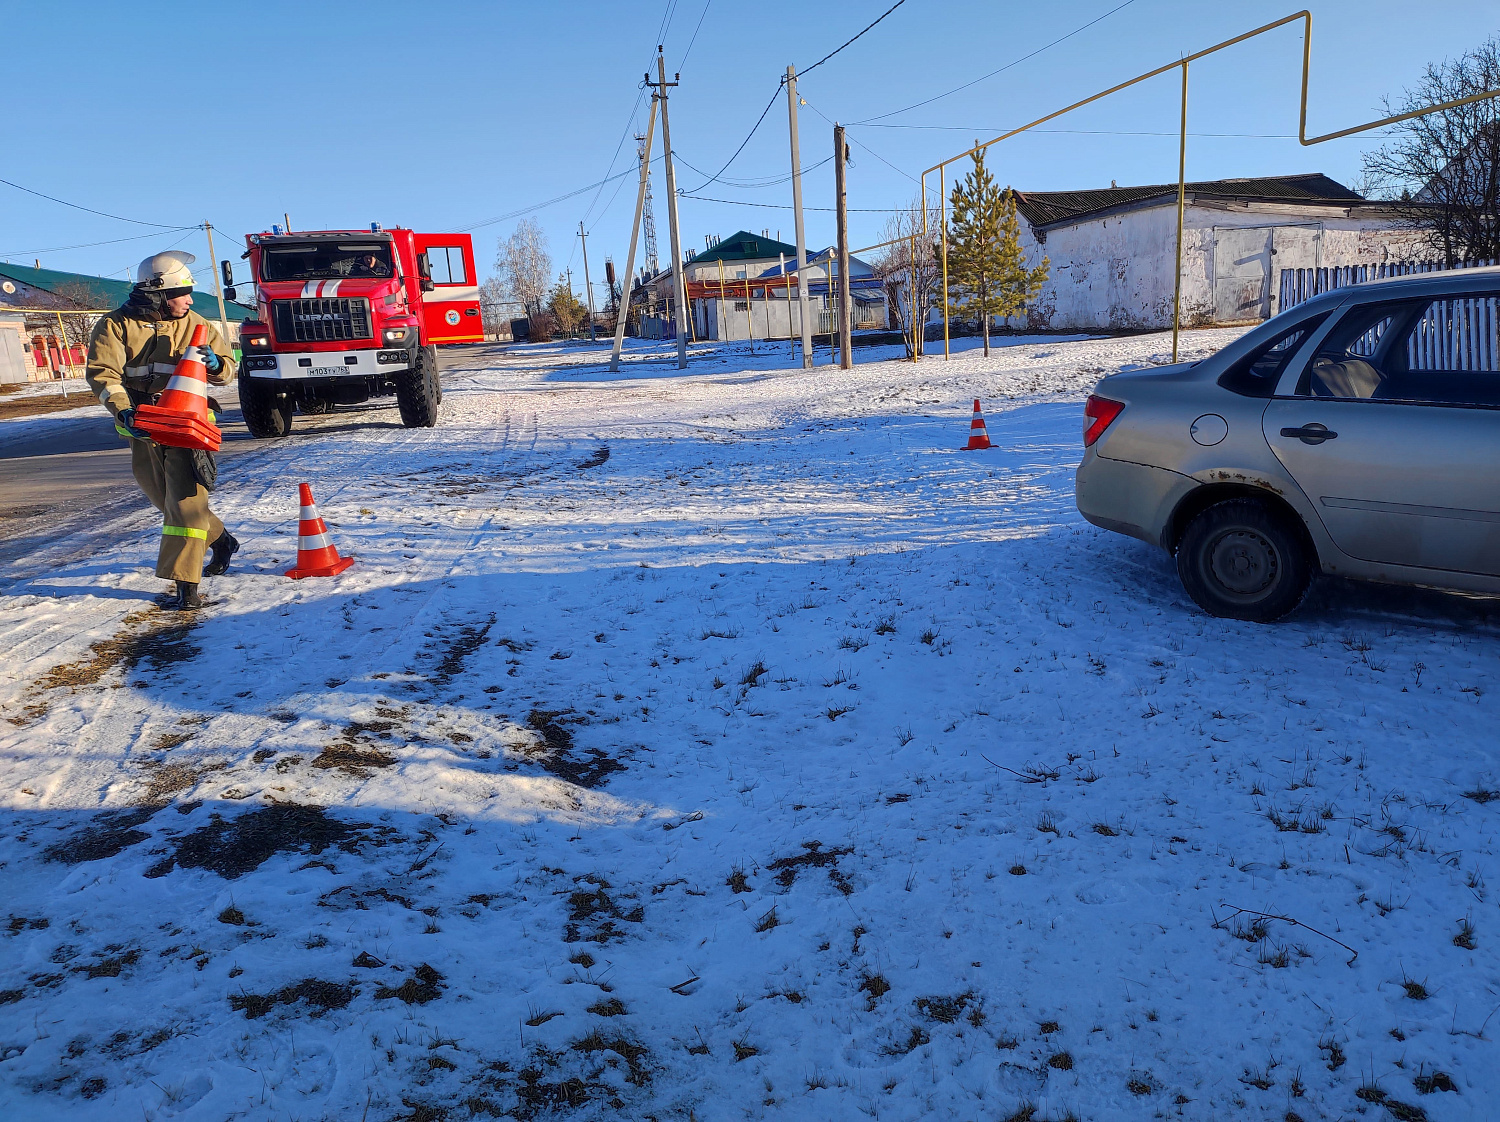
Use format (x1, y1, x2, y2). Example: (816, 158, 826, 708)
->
(1083, 394, 1125, 447)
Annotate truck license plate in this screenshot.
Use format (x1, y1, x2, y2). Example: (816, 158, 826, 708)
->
(308, 366, 345, 377)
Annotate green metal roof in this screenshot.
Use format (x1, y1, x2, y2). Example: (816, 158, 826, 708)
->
(690, 230, 798, 265)
(0, 262, 255, 320)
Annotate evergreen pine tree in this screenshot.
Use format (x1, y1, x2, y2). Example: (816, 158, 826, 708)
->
(947, 146, 1049, 355)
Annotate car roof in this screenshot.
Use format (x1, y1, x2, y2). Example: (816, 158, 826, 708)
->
(1339, 265, 1500, 299)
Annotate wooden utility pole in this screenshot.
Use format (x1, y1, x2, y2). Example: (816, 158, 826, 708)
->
(833, 124, 853, 369)
(650, 49, 689, 368)
(609, 96, 659, 372)
(578, 222, 597, 343)
(204, 221, 231, 348)
(786, 64, 814, 369)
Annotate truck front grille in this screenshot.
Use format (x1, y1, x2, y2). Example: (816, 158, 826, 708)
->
(272, 298, 372, 343)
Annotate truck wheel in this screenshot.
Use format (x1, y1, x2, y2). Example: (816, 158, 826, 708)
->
(239, 376, 294, 438)
(395, 345, 440, 428)
(1176, 499, 1311, 623)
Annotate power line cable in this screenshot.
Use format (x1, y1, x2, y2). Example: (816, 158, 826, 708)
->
(0, 176, 195, 229)
(679, 1, 910, 194)
(0, 226, 201, 259)
(802, 98, 918, 183)
(799, 0, 907, 78)
(679, 193, 902, 213)
(677, 0, 713, 71)
(852, 0, 1138, 124)
(459, 156, 664, 233)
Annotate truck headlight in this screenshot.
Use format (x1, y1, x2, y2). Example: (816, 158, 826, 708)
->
(383, 327, 410, 344)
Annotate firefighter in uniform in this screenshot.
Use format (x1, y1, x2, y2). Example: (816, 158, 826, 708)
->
(87, 251, 240, 610)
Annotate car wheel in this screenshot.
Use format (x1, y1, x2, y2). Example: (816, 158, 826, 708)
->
(1175, 499, 1311, 622)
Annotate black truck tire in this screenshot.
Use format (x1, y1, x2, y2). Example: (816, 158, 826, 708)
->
(299, 396, 332, 415)
(1176, 498, 1312, 623)
(239, 376, 295, 438)
(395, 345, 441, 428)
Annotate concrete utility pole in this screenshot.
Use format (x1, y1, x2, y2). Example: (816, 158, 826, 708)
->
(609, 96, 659, 372)
(786, 65, 814, 369)
(203, 222, 230, 348)
(578, 221, 597, 343)
(649, 48, 689, 369)
(833, 124, 853, 370)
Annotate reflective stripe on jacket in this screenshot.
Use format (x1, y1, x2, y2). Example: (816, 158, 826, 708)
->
(86, 308, 236, 421)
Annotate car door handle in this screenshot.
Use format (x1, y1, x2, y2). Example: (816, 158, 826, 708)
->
(1280, 424, 1338, 445)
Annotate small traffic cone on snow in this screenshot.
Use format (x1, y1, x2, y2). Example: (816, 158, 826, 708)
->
(285, 483, 354, 579)
(133, 323, 222, 452)
(964, 398, 992, 450)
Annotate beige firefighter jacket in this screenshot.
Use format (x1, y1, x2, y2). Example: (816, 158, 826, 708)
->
(86, 307, 236, 422)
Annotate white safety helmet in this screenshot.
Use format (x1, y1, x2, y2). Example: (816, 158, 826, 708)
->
(136, 250, 196, 291)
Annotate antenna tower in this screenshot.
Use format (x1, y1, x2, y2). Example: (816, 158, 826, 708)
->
(635, 133, 659, 277)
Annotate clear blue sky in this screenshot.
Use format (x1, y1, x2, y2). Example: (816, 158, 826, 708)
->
(3, 0, 1495, 301)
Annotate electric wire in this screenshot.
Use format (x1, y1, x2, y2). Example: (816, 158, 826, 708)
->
(459, 156, 664, 233)
(678, 193, 903, 213)
(852, 0, 1138, 124)
(677, 0, 713, 71)
(0, 226, 203, 260)
(798, 0, 908, 78)
(0, 176, 197, 230)
(679, 1, 911, 194)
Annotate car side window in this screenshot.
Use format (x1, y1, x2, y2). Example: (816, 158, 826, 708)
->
(1297, 301, 1413, 400)
(1380, 293, 1500, 406)
(1216, 313, 1327, 397)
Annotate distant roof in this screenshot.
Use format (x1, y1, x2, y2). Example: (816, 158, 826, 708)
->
(691, 230, 798, 265)
(0, 262, 255, 320)
(1014, 173, 1369, 230)
(760, 248, 874, 277)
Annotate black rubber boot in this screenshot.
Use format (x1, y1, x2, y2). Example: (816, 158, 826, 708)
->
(203, 530, 240, 577)
(172, 581, 203, 610)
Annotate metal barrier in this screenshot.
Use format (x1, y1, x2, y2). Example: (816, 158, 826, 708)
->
(1278, 259, 1500, 312)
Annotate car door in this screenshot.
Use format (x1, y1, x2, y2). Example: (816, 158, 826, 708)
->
(1263, 290, 1500, 577)
(413, 233, 484, 344)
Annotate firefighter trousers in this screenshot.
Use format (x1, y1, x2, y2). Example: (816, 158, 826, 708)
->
(129, 439, 224, 583)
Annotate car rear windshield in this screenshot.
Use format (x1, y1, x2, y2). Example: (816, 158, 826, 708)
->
(1217, 313, 1328, 397)
(260, 242, 394, 282)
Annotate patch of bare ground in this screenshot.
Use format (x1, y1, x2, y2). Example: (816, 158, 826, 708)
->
(43, 808, 156, 864)
(562, 875, 644, 944)
(767, 840, 855, 894)
(430, 614, 495, 689)
(523, 709, 624, 788)
(33, 609, 201, 692)
(0, 392, 97, 420)
(229, 978, 356, 1019)
(137, 757, 228, 804)
(145, 804, 369, 880)
(375, 964, 445, 1004)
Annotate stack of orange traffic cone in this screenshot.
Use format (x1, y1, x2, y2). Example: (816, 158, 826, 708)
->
(964, 398, 992, 450)
(285, 483, 354, 579)
(133, 324, 222, 451)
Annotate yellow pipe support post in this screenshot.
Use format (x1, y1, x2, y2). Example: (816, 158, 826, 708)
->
(922, 11, 1500, 349)
(1171, 62, 1189, 364)
(204, 221, 231, 350)
(55, 311, 73, 395)
(940, 164, 949, 359)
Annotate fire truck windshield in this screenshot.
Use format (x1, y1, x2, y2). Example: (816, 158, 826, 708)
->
(261, 242, 394, 282)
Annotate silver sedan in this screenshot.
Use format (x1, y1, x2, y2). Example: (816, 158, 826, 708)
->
(1076, 268, 1500, 621)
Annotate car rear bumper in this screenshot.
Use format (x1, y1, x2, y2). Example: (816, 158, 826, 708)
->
(1076, 452, 1197, 551)
(239, 347, 410, 380)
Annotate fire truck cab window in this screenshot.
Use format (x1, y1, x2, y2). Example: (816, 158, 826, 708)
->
(425, 246, 468, 286)
(261, 243, 394, 281)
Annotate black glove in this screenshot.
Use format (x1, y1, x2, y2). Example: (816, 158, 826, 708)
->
(200, 346, 223, 375)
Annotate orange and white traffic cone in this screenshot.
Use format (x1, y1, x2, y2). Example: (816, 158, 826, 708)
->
(285, 483, 354, 579)
(964, 398, 992, 450)
(133, 323, 223, 452)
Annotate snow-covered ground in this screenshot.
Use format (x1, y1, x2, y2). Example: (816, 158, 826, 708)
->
(1, 329, 1497, 1122)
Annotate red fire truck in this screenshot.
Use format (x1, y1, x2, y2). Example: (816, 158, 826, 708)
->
(223, 226, 482, 437)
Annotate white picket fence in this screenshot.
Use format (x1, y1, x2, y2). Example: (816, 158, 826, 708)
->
(1278, 258, 1499, 312)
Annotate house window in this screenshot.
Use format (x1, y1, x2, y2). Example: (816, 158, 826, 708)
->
(745, 241, 758, 254)
(734, 300, 748, 312)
